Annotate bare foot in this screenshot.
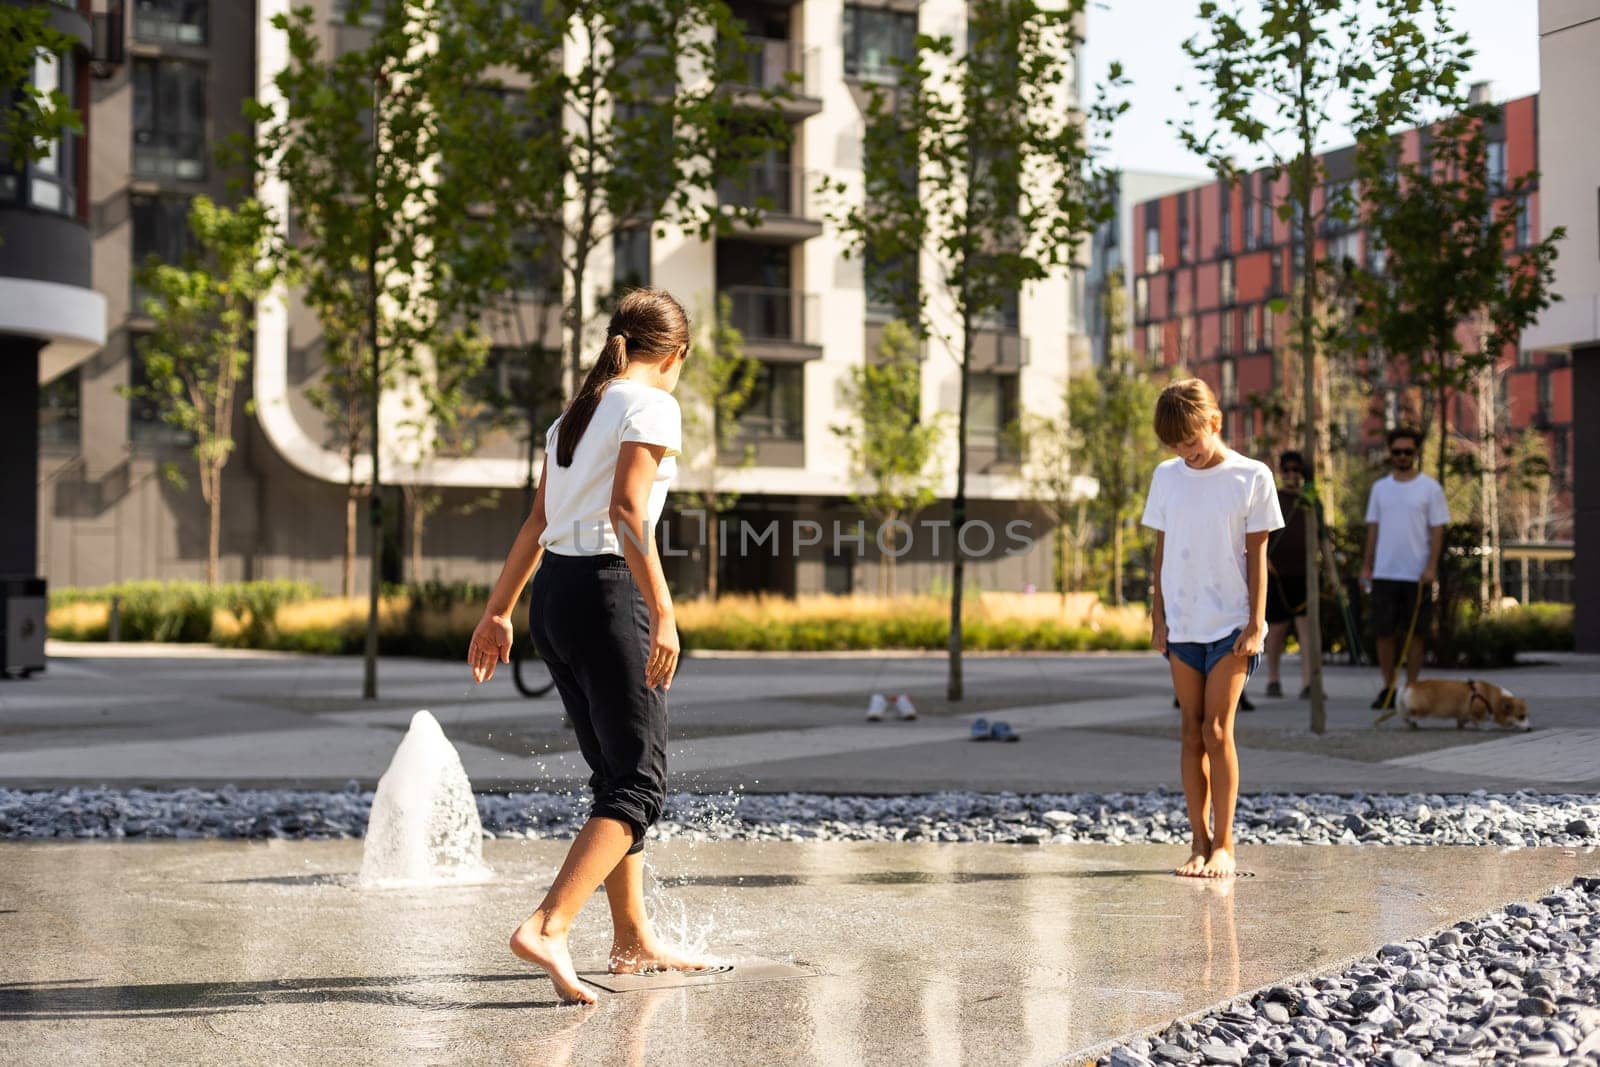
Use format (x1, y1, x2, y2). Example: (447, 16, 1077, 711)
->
(1201, 846, 1237, 879)
(510, 913, 596, 1004)
(609, 935, 712, 975)
(1175, 836, 1210, 877)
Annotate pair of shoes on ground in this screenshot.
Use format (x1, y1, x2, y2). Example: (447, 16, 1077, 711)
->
(866, 693, 917, 722)
(1264, 682, 1314, 699)
(970, 717, 1019, 742)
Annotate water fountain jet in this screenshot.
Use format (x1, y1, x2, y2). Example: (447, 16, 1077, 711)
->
(358, 710, 493, 888)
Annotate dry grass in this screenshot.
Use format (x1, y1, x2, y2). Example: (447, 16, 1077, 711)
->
(46, 600, 110, 640)
(676, 591, 1147, 633)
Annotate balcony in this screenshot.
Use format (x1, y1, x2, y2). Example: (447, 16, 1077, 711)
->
(720, 284, 822, 361)
(717, 162, 823, 242)
(725, 36, 822, 118)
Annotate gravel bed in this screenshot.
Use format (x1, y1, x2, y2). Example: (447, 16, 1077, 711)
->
(1097, 876, 1600, 1067)
(1, 786, 1598, 846)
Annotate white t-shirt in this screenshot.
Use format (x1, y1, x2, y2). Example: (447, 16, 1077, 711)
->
(1365, 473, 1449, 581)
(1140, 449, 1284, 643)
(540, 379, 682, 557)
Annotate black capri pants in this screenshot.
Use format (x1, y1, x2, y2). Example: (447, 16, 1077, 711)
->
(527, 552, 667, 855)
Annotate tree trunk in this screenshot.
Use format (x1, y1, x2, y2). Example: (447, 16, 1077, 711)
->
(1296, 59, 1327, 735)
(409, 488, 425, 585)
(206, 464, 221, 587)
(706, 503, 720, 600)
(947, 310, 973, 702)
(344, 479, 358, 598)
(1112, 514, 1124, 607)
(1055, 515, 1068, 604)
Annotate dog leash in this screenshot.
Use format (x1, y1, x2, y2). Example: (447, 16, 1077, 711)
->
(1373, 581, 1426, 726)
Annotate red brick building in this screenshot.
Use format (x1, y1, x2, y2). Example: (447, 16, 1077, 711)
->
(1131, 94, 1573, 546)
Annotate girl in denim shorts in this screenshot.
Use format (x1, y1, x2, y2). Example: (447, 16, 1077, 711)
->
(1141, 379, 1283, 880)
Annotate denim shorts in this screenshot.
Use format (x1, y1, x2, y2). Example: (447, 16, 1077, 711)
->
(1164, 628, 1260, 679)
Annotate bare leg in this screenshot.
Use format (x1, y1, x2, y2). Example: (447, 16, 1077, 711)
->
(509, 816, 635, 1004)
(1264, 621, 1290, 685)
(1292, 615, 1311, 690)
(1171, 657, 1210, 877)
(1200, 656, 1249, 879)
(605, 850, 711, 974)
(1376, 635, 1397, 693)
(1406, 636, 1425, 687)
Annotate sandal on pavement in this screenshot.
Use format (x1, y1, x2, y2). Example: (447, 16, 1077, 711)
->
(970, 717, 992, 741)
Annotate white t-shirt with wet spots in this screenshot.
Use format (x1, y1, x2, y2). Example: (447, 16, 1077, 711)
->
(1140, 449, 1284, 643)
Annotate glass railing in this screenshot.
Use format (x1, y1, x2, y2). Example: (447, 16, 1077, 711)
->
(728, 36, 818, 97)
(717, 162, 816, 217)
(720, 285, 819, 345)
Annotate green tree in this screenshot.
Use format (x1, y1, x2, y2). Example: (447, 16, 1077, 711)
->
(452, 0, 793, 403)
(247, 0, 504, 698)
(675, 295, 760, 599)
(0, 5, 81, 173)
(1068, 269, 1163, 606)
(1349, 102, 1562, 502)
(833, 319, 942, 596)
(125, 197, 279, 586)
(829, 0, 1121, 700)
(1179, 0, 1467, 732)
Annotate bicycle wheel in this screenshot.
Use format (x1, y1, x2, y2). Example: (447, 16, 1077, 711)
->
(511, 638, 558, 698)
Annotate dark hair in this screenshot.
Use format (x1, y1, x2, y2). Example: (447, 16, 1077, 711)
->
(1386, 426, 1423, 449)
(1278, 450, 1304, 469)
(555, 288, 689, 467)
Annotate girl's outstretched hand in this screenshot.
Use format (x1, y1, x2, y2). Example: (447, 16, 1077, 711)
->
(468, 613, 513, 684)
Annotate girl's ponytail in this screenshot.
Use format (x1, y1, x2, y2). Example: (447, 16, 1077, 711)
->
(552, 287, 689, 467)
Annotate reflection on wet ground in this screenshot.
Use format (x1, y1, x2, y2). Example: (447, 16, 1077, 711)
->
(1, 839, 1595, 1065)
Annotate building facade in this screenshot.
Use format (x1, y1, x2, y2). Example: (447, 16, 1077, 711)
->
(1130, 93, 1575, 552)
(1525, 1, 1599, 649)
(37, 0, 1088, 598)
(3, 0, 106, 590)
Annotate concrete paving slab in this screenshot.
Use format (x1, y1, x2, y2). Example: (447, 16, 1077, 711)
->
(1, 838, 1596, 1065)
(1385, 727, 1600, 783)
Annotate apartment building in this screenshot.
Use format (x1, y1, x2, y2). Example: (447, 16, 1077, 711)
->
(1525, 1, 1599, 649)
(1130, 94, 1575, 548)
(37, 0, 1086, 598)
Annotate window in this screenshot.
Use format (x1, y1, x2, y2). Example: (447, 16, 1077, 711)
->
(14, 49, 76, 213)
(129, 336, 193, 447)
(1134, 277, 1149, 322)
(613, 225, 651, 291)
(1554, 430, 1570, 487)
(1145, 322, 1163, 361)
(130, 193, 194, 312)
(1517, 345, 1533, 370)
(1366, 236, 1388, 275)
(1220, 258, 1235, 305)
(1262, 305, 1275, 349)
(1220, 310, 1234, 354)
(1327, 230, 1359, 268)
(842, 5, 916, 82)
(1486, 141, 1506, 194)
(134, 0, 208, 45)
(1538, 370, 1553, 413)
(1322, 179, 1353, 233)
(1258, 185, 1273, 245)
(738, 362, 804, 441)
(1218, 187, 1232, 255)
(1165, 271, 1177, 315)
(1241, 178, 1255, 249)
(1515, 195, 1532, 248)
(1270, 249, 1284, 295)
(1144, 215, 1162, 273)
(1243, 305, 1257, 352)
(1177, 194, 1191, 264)
(1220, 358, 1236, 405)
(133, 58, 207, 181)
(332, 0, 387, 27)
(40, 370, 81, 452)
(969, 373, 1020, 459)
(1179, 316, 1194, 361)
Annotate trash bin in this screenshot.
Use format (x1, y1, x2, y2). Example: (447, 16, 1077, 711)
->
(0, 577, 47, 677)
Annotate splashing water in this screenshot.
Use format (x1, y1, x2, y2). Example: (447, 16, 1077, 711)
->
(358, 710, 493, 888)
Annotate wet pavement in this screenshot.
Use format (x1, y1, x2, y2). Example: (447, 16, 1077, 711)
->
(2, 838, 1597, 1065)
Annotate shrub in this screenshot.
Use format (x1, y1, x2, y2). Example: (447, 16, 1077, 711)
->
(49, 580, 319, 643)
(1450, 602, 1574, 668)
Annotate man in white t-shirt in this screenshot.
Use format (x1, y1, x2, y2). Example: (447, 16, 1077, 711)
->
(1362, 427, 1450, 708)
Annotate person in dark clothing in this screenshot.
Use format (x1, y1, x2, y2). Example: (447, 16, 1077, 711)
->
(1263, 451, 1313, 698)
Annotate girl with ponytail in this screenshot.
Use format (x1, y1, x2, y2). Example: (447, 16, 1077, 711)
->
(468, 288, 698, 1003)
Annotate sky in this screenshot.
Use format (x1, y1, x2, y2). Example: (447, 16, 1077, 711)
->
(1080, 0, 1542, 178)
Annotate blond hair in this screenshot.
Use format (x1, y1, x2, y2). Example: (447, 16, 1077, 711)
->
(1153, 378, 1222, 447)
